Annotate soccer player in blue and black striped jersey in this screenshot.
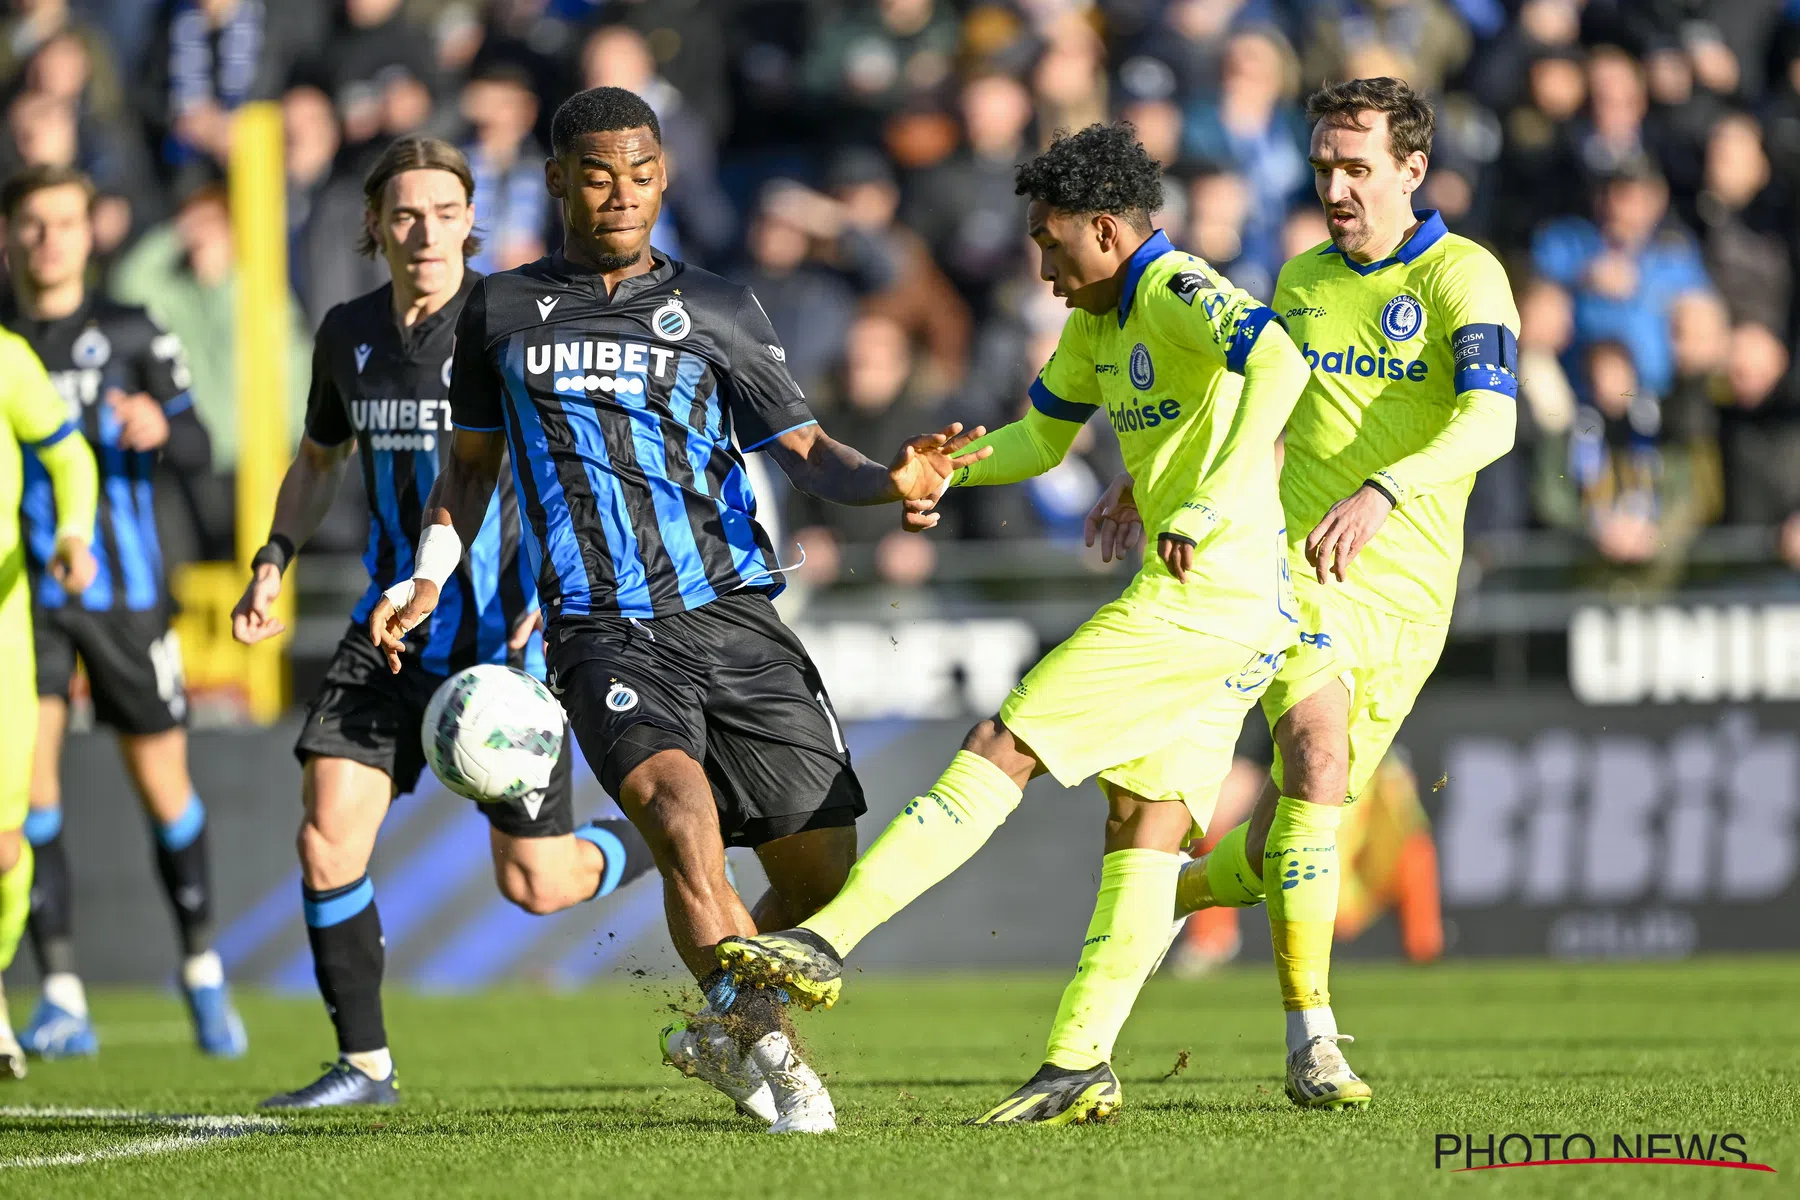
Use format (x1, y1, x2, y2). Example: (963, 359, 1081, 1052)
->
(372, 87, 987, 1133)
(231, 137, 654, 1110)
(0, 164, 246, 1063)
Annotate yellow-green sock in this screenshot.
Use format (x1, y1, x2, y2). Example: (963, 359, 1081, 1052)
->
(803, 751, 1022, 956)
(1175, 821, 1264, 915)
(1265, 797, 1342, 1012)
(1044, 848, 1182, 1070)
(0, 838, 34, 971)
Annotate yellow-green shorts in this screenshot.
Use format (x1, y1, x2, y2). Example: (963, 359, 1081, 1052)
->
(998, 597, 1283, 835)
(1261, 574, 1448, 800)
(0, 584, 36, 831)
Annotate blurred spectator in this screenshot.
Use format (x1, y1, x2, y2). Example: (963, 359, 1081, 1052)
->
(460, 60, 549, 275)
(1492, 45, 1586, 249)
(580, 23, 734, 266)
(0, 1, 124, 118)
(1532, 158, 1710, 397)
(790, 314, 943, 585)
(1, 90, 156, 258)
(1719, 321, 1800, 528)
(1536, 339, 1711, 579)
(1694, 111, 1791, 336)
(737, 181, 897, 400)
(584, 0, 731, 140)
(1281, 204, 1329, 258)
(141, 0, 321, 173)
(323, 0, 443, 142)
(1181, 168, 1273, 300)
(1116, 0, 1246, 102)
(287, 84, 389, 325)
(110, 179, 311, 472)
(1466, 0, 1582, 113)
(1300, 0, 1472, 97)
(803, 0, 959, 143)
(903, 72, 1032, 314)
(1181, 29, 1308, 296)
(1032, 12, 1109, 138)
(824, 146, 970, 397)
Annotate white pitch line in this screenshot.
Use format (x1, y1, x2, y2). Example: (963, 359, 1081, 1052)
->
(0, 1107, 281, 1170)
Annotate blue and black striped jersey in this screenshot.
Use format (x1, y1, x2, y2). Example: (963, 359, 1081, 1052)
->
(306, 274, 543, 677)
(448, 252, 816, 622)
(3, 296, 206, 612)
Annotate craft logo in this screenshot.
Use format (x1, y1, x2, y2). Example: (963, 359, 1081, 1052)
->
(1433, 1132, 1774, 1174)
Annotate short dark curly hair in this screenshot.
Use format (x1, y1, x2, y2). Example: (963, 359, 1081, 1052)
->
(1014, 122, 1163, 231)
(551, 86, 662, 158)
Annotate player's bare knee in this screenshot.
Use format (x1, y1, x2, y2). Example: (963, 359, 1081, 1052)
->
(961, 717, 1040, 782)
(297, 818, 368, 890)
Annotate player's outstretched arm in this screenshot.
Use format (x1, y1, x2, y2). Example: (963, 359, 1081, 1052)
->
(762, 420, 991, 508)
(368, 428, 505, 672)
(899, 403, 1090, 532)
(234, 435, 356, 644)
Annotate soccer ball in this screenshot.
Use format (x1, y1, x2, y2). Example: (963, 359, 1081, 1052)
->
(421, 664, 565, 802)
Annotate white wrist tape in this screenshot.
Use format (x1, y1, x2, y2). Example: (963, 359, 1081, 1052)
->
(382, 523, 462, 610)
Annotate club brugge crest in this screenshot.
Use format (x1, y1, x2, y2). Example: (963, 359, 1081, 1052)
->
(72, 326, 111, 368)
(651, 298, 692, 342)
(1380, 294, 1424, 341)
(606, 681, 639, 712)
(441, 356, 454, 388)
(1129, 342, 1154, 390)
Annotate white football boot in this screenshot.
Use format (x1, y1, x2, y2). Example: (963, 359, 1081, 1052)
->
(749, 1029, 836, 1133)
(661, 1018, 778, 1123)
(1285, 1033, 1373, 1109)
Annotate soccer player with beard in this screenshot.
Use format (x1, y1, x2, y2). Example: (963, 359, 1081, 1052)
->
(1097, 77, 1519, 1109)
(233, 136, 654, 1109)
(372, 88, 986, 1133)
(1, 164, 245, 1062)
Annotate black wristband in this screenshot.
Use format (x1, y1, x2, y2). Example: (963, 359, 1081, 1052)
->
(252, 533, 296, 575)
(1362, 477, 1399, 508)
(1161, 533, 1197, 549)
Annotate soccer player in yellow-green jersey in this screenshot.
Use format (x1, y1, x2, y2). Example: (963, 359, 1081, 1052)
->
(719, 122, 1311, 1125)
(1155, 77, 1520, 1109)
(0, 327, 97, 1077)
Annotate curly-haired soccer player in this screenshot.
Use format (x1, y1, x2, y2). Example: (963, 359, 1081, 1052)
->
(721, 121, 1311, 1125)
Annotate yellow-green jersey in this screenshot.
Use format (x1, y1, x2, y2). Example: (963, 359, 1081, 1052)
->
(1274, 210, 1520, 624)
(1026, 229, 1301, 652)
(0, 327, 95, 611)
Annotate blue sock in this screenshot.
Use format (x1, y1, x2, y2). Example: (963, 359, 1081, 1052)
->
(152, 794, 211, 955)
(574, 825, 629, 899)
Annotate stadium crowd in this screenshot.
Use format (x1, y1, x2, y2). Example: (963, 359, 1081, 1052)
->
(4, 0, 1800, 587)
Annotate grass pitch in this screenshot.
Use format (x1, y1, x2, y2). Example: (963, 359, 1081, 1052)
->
(1, 958, 1794, 1198)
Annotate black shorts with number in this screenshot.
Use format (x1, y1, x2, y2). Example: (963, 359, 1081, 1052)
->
(35, 606, 186, 735)
(546, 591, 864, 850)
(294, 622, 574, 838)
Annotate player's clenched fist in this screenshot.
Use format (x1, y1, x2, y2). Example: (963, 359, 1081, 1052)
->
(369, 578, 441, 674)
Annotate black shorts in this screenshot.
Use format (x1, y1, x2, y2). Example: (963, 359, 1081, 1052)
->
(1234, 706, 1275, 769)
(35, 606, 186, 735)
(546, 591, 865, 849)
(294, 622, 574, 838)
